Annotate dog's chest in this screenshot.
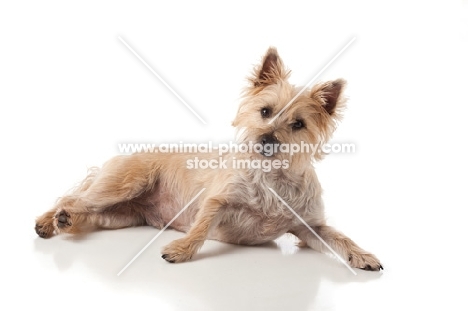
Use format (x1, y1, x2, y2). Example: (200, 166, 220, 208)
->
(235, 171, 319, 216)
(213, 205, 294, 245)
(214, 190, 309, 245)
(212, 177, 320, 245)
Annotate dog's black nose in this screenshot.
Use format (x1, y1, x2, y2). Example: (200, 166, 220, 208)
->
(260, 134, 279, 157)
(260, 134, 278, 145)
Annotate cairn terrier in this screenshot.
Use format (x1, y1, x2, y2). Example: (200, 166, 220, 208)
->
(35, 47, 382, 271)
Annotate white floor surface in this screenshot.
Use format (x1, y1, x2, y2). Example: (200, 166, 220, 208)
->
(1, 1, 468, 310)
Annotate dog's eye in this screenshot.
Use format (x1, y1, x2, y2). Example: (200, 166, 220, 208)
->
(292, 120, 305, 130)
(260, 107, 272, 118)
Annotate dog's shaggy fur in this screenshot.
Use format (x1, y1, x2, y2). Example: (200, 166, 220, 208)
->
(35, 47, 382, 271)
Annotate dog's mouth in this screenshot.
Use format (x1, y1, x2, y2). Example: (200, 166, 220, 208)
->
(260, 149, 274, 157)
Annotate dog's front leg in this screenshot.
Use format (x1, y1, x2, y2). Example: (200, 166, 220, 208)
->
(291, 225, 383, 271)
(161, 196, 225, 263)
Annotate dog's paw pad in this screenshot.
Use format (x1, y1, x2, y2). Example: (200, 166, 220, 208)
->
(349, 253, 383, 271)
(55, 210, 71, 228)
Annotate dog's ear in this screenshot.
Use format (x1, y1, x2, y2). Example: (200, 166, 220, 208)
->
(311, 79, 346, 115)
(250, 47, 289, 88)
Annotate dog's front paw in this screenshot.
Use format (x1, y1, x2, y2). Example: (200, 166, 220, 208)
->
(349, 252, 383, 271)
(161, 239, 196, 263)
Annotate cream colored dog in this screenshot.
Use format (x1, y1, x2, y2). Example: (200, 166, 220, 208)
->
(35, 47, 382, 271)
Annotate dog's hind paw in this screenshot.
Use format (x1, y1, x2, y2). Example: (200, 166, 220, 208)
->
(349, 252, 383, 271)
(54, 210, 72, 229)
(35, 210, 56, 238)
(35, 223, 54, 238)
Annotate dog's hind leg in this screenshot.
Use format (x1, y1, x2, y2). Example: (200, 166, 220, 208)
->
(35, 153, 160, 238)
(35, 168, 99, 238)
(50, 202, 149, 236)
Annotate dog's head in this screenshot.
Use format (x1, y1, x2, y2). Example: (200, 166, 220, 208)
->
(232, 47, 346, 169)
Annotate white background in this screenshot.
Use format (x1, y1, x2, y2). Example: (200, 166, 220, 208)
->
(1, 1, 467, 310)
